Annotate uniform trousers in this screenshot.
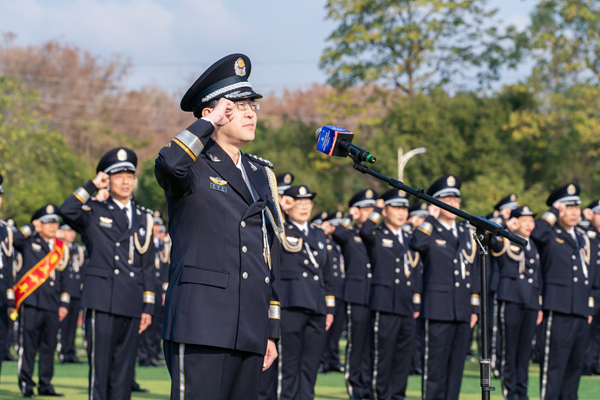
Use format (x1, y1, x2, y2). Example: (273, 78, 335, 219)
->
(411, 318, 423, 373)
(584, 307, 600, 371)
(346, 303, 373, 398)
(164, 340, 263, 400)
(539, 311, 588, 400)
(0, 304, 7, 380)
(18, 305, 59, 394)
(138, 300, 163, 363)
(85, 309, 140, 400)
(372, 312, 415, 400)
(60, 297, 81, 361)
(280, 308, 327, 400)
(499, 302, 537, 400)
(321, 300, 346, 370)
(422, 319, 471, 400)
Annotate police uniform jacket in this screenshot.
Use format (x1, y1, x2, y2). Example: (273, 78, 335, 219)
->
(360, 210, 422, 316)
(13, 227, 70, 312)
(331, 224, 371, 306)
(491, 237, 541, 310)
(584, 226, 600, 315)
(60, 189, 156, 318)
(0, 220, 15, 308)
(326, 238, 345, 299)
(409, 216, 480, 322)
(64, 243, 86, 299)
(154, 240, 170, 295)
(531, 207, 594, 318)
(280, 223, 334, 315)
(155, 118, 282, 356)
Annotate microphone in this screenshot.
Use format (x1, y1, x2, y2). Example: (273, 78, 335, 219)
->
(315, 126, 376, 164)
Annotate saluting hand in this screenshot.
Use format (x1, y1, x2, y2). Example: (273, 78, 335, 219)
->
(349, 207, 360, 221)
(321, 221, 336, 236)
(263, 339, 278, 371)
(428, 204, 441, 219)
(506, 217, 520, 232)
(93, 171, 110, 190)
(206, 98, 235, 127)
(32, 219, 42, 233)
(553, 201, 566, 218)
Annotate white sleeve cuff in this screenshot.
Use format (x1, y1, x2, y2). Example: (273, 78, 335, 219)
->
(201, 117, 215, 127)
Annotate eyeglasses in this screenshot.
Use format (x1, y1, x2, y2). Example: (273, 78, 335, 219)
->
(294, 199, 313, 208)
(234, 100, 260, 111)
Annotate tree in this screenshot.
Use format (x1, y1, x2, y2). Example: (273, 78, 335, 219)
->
(320, 0, 525, 96)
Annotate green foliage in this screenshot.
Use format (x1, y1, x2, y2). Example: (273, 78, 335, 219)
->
(320, 0, 526, 95)
(0, 76, 93, 224)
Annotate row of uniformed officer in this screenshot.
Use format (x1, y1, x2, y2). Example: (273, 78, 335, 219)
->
(60, 147, 156, 400)
(583, 200, 600, 376)
(0, 174, 15, 381)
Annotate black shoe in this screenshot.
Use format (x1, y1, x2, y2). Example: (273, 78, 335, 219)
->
(592, 365, 600, 375)
(149, 358, 163, 367)
(131, 382, 149, 393)
(582, 366, 595, 376)
(157, 353, 165, 361)
(138, 360, 152, 367)
(5, 353, 17, 362)
(37, 388, 64, 396)
(23, 389, 35, 398)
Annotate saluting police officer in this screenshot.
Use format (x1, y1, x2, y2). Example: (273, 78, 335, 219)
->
(57, 224, 86, 364)
(532, 184, 594, 399)
(319, 211, 347, 374)
(155, 54, 284, 400)
(360, 189, 422, 400)
(276, 185, 335, 400)
(582, 200, 600, 376)
(322, 189, 377, 400)
(0, 174, 15, 380)
(491, 206, 542, 399)
(59, 148, 156, 400)
(13, 205, 70, 397)
(409, 175, 480, 400)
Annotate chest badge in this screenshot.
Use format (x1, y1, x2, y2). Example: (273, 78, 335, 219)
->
(99, 217, 113, 228)
(210, 177, 228, 193)
(318, 242, 325, 250)
(382, 238, 394, 248)
(139, 227, 146, 237)
(31, 243, 42, 251)
(354, 236, 363, 242)
(435, 239, 447, 246)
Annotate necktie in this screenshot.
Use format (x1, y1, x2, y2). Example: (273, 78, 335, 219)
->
(123, 207, 130, 228)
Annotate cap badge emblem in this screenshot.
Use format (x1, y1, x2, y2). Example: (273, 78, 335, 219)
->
(399, 190, 406, 197)
(117, 149, 127, 161)
(421, 203, 427, 210)
(234, 58, 246, 76)
(46, 205, 54, 214)
(567, 184, 576, 195)
(321, 212, 327, 219)
(154, 210, 160, 217)
(284, 174, 292, 184)
(336, 211, 343, 218)
(366, 190, 373, 199)
(524, 206, 530, 212)
(299, 186, 307, 195)
(510, 194, 516, 201)
(447, 176, 456, 187)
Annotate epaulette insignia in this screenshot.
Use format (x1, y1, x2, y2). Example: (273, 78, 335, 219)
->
(82, 205, 91, 211)
(244, 153, 274, 169)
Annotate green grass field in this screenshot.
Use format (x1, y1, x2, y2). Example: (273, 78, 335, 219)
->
(0, 333, 598, 399)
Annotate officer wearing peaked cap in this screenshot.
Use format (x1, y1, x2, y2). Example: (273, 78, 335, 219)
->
(360, 189, 423, 400)
(155, 53, 284, 400)
(273, 185, 335, 400)
(59, 147, 156, 400)
(0, 173, 15, 381)
(277, 173, 295, 196)
(582, 199, 600, 376)
(491, 206, 542, 399)
(409, 175, 480, 400)
(322, 189, 377, 400)
(494, 193, 519, 222)
(57, 224, 86, 365)
(13, 205, 70, 397)
(531, 183, 594, 399)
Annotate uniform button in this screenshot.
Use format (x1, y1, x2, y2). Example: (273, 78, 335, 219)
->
(574, 277, 578, 282)
(367, 273, 372, 278)
(242, 272, 248, 279)
(528, 278, 533, 284)
(333, 265, 338, 269)
(304, 260, 309, 265)
(396, 268, 401, 273)
(242, 246, 247, 253)
(342, 274, 345, 279)
(396, 258, 400, 263)
(407, 281, 411, 286)
(303, 250, 307, 254)
(128, 260, 133, 264)
(455, 282, 460, 287)
(115, 255, 119, 261)
(573, 266, 578, 271)
(520, 274, 524, 279)
(454, 270, 459, 275)
(69, 274, 73, 278)
(395, 279, 400, 284)
(585, 280, 589, 285)
(115, 242, 120, 247)
(367, 263, 371, 268)
(76, 275, 80, 279)
(572, 255, 577, 260)
(50, 281, 54, 286)
(241, 221, 246, 228)
(333, 257, 338, 262)
(334, 272, 338, 277)
(114, 269, 119, 275)
(597, 250, 600, 256)
(155, 272, 160, 277)
(466, 271, 470, 276)
(530, 259, 535, 264)
(313, 251, 318, 256)
(529, 269, 534, 274)
(314, 275, 319, 281)
(453, 259, 458, 264)
(265, 277, 270, 284)
(303, 272, 308, 278)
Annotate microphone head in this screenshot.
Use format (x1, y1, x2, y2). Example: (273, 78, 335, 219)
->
(315, 126, 354, 158)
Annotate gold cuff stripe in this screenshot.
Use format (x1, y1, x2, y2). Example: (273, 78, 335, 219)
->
(173, 138, 197, 162)
(368, 212, 382, 225)
(542, 212, 557, 227)
(413, 293, 422, 304)
(269, 305, 281, 319)
(60, 293, 71, 304)
(20, 225, 32, 238)
(143, 291, 156, 304)
(418, 222, 433, 236)
(162, 282, 169, 291)
(74, 187, 90, 203)
(590, 297, 595, 308)
(471, 294, 480, 306)
(270, 301, 281, 306)
(176, 130, 204, 157)
(6, 289, 14, 300)
(325, 296, 336, 307)
(539, 295, 543, 306)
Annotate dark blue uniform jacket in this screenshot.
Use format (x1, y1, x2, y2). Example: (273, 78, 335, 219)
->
(0, 221, 15, 308)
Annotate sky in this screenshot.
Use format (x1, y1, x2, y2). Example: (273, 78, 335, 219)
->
(0, 0, 537, 95)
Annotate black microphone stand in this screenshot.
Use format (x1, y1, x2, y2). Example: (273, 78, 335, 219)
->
(350, 159, 527, 400)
